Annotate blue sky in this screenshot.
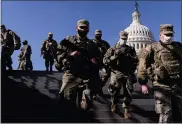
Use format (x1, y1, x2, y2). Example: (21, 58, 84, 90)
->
(2, 1, 181, 71)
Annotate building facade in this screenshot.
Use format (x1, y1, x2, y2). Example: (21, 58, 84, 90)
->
(124, 4, 154, 54)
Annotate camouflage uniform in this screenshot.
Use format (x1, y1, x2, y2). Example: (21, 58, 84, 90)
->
(41, 32, 57, 71)
(137, 24, 182, 123)
(1, 25, 21, 71)
(103, 31, 138, 118)
(93, 30, 110, 94)
(18, 40, 33, 70)
(56, 20, 102, 104)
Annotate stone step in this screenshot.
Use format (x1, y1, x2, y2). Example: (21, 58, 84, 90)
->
(2, 70, 158, 123)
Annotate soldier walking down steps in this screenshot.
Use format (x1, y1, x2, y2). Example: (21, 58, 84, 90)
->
(138, 24, 182, 123)
(103, 31, 138, 119)
(18, 40, 33, 71)
(41, 32, 57, 71)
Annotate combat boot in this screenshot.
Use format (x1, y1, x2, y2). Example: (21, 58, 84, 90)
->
(111, 102, 117, 113)
(46, 67, 49, 71)
(124, 108, 131, 119)
(50, 66, 53, 72)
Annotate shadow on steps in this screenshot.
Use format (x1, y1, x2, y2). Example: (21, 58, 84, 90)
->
(1, 71, 94, 123)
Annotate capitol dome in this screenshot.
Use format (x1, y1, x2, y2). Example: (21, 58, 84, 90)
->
(124, 4, 154, 54)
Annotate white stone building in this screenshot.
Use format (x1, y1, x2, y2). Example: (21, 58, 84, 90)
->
(124, 4, 154, 54)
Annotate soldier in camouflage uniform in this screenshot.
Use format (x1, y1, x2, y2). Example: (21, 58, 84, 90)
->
(1, 25, 21, 71)
(18, 40, 33, 71)
(56, 19, 102, 107)
(41, 32, 57, 71)
(103, 31, 138, 119)
(138, 24, 182, 123)
(93, 30, 110, 95)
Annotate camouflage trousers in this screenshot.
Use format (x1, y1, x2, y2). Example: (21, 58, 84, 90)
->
(154, 90, 182, 123)
(1, 50, 13, 71)
(60, 71, 101, 102)
(18, 58, 33, 70)
(99, 67, 110, 88)
(43, 53, 54, 68)
(108, 70, 133, 109)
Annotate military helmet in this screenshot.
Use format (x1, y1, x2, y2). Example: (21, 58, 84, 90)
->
(77, 19, 89, 27)
(160, 24, 175, 34)
(22, 40, 28, 44)
(48, 32, 53, 36)
(1, 24, 5, 28)
(119, 31, 128, 39)
(95, 30, 102, 35)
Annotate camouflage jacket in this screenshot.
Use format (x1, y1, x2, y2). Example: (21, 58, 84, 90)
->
(56, 35, 101, 75)
(1, 29, 21, 51)
(137, 41, 182, 86)
(92, 39, 110, 59)
(18, 45, 32, 60)
(103, 44, 138, 74)
(1, 30, 16, 54)
(41, 39, 57, 56)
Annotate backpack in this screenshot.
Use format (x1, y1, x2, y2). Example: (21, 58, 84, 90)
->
(8, 30, 21, 50)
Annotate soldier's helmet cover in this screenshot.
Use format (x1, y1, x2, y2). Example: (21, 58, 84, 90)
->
(77, 19, 89, 27)
(1, 24, 5, 28)
(119, 31, 128, 39)
(160, 24, 175, 34)
(95, 30, 102, 35)
(48, 32, 53, 37)
(22, 40, 28, 44)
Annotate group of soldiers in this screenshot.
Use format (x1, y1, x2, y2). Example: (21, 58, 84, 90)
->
(1, 19, 182, 123)
(1, 24, 33, 71)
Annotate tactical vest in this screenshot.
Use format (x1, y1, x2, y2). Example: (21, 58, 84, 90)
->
(93, 39, 109, 57)
(44, 40, 57, 55)
(66, 36, 93, 75)
(111, 45, 136, 73)
(22, 45, 32, 55)
(1, 31, 14, 47)
(1, 30, 21, 50)
(153, 42, 182, 81)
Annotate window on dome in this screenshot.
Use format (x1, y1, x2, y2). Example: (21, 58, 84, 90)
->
(137, 43, 139, 49)
(133, 43, 135, 48)
(141, 44, 143, 48)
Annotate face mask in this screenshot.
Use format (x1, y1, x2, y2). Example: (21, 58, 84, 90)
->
(95, 35, 101, 40)
(78, 30, 88, 38)
(161, 35, 173, 44)
(48, 36, 52, 40)
(118, 39, 126, 46)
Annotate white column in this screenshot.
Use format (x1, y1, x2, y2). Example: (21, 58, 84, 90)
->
(134, 43, 136, 49)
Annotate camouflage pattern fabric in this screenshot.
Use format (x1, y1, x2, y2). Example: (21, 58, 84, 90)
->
(18, 44, 33, 70)
(57, 35, 102, 102)
(137, 41, 182, 123)
(41, 39, 57, 71)
(1, 29, 17, 70)
(103, 43, 138, 113)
